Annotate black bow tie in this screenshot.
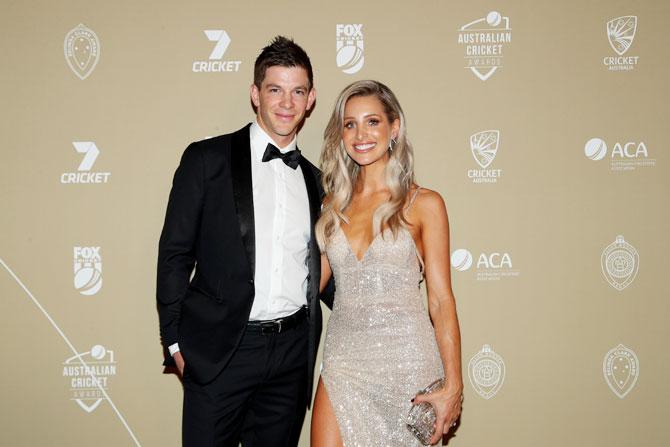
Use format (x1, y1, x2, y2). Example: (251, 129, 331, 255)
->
(261, 143, 301, 170)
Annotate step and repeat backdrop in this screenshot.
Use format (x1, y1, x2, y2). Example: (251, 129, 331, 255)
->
(1, 0, 668, 446)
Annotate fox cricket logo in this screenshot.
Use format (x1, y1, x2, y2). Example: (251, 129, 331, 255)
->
(601, 235, 638, 291)
(64, 24, 100, 80)
(603, 16, 639, 71)
(74, 246, 102, 296)
(603, 344, 639, 399)
(468, 130, 502, 183)
(584, 137, 655, 172)
(451, 248, 519, 281)
(468, 344, 505, 399)
(63, 345, 117, 413)
(60, 142, 111, 184)
(336, 24, 364, 74)
(192, 30, 241, 73)
(458, 11, 511, 81)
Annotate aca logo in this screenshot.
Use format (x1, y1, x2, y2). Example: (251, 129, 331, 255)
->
(601, 235, 639, 291)
(603, 344, 639, 399)
(451, 248, 519, 281)
(64, 24, 100, 80)
(468, 344, 505, 399)
(60, 142, 111, 184)
(458, 11, 511, 81)
(584, 137, 655, 171)
(336, 24, 364, 74)
(62, 344, 117, 412)
(74, 246, 102, 296)
(603, 16, 639, 71)
(467, 130, 503, 184)
(192, 30, 241, 73)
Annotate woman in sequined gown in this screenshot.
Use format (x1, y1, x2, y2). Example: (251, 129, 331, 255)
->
(311, 80, 463, 446)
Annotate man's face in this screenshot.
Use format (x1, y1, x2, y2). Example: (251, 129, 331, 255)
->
(250, 65, 316, 147)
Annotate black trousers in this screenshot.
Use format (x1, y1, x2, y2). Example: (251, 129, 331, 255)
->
(182, 318, 309, 447)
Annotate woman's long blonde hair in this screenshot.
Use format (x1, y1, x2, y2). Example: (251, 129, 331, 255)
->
(316, 80, 415, 250)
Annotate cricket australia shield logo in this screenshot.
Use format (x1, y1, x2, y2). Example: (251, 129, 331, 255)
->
(64, 24, 101, 80)
(470, 130, 500, 168)
(607, 16, 637, 56)
(468, 344, 505, 399)
(601, 235, 639, 291)
(603, 344, 639, 399)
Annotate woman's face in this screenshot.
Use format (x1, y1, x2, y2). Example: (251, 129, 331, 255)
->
(341, 95, 399, 167)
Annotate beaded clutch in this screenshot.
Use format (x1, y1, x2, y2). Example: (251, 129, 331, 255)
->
(406, 378, 446, 445)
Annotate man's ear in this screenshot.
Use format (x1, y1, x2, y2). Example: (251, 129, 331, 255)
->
(250, 84, 260, 108)
(306, 87, 316, 111)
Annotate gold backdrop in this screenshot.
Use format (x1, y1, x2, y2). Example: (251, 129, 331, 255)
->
(1, 0, 668, 445)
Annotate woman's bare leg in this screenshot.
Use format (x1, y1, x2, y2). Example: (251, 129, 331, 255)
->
(311, 377, 343, 447)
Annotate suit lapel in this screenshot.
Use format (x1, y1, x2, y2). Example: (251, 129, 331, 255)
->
(299, 156, 320, 232)
(231, 124, 255, 276)
(298, 156, 321, 301)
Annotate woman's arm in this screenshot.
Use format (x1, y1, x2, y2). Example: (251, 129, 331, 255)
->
(411, 189, 463, 444)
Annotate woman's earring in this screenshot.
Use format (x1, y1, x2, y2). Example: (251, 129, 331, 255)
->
(389, 137, 397, 152)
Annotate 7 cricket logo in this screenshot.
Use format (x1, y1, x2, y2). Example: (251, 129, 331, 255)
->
(60, 142, 111, 184)
(192, 29, 241, 73)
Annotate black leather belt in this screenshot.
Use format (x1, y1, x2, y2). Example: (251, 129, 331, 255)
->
(246, 306, 308, 334)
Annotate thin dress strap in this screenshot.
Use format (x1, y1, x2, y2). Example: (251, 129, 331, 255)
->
(405, 187, 425, 274)
(407, 186, 422, 210)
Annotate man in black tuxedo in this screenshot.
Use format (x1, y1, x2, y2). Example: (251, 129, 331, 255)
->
(157, 36, 332, 446)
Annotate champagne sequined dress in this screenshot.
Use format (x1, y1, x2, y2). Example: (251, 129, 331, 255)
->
(321, 192, 444, 446)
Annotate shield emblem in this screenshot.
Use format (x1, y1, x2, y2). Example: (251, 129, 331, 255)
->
(468, 344, 505, 399)
(470, 130, 500, 168)
(64, 24, 100, 80)
(601, 235, 639, 291)
(603, 344, 639, 399)
(607, 16, 637, 56)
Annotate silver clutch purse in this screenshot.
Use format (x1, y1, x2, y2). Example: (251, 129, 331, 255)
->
(406, 378, 446, 445)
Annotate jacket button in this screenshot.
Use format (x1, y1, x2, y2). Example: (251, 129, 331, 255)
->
(248, 279, 254, 285)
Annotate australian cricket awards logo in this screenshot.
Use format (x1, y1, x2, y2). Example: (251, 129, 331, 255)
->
(468, 344, 505, 399)
(74, 246, 102, 296)
(60, 142, 111, 184)
(192, 30, 241, 73)
(64, 24, 100, 80)
(584, 137, 655, 172)
(458, 12, 511, 81)
(336, 24, 364, 74)
(63, 345, 117, 412)
(603, 16, 639, 71)
(601, 235, 638, 291)
(603, 344, 639, 398)
(468, 130, 502, 183)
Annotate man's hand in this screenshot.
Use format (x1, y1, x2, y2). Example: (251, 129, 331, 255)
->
(173, 351, 185, 376)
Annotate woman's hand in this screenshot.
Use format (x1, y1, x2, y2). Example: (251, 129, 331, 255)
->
(412, 384, 463, 445)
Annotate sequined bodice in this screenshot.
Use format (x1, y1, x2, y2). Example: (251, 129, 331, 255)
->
(328, 226, 424, 312)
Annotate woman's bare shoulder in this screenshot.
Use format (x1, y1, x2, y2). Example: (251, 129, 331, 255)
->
(411, 187, 448, 229)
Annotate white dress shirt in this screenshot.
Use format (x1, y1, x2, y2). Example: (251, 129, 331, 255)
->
(169, 121, 310, 356)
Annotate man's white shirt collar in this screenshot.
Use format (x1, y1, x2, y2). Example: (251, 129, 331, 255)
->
(250, 120, 298, 163)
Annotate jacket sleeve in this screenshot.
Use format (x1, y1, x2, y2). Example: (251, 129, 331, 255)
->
(319, 277, 335, 310)
(156, 143, 204, 358)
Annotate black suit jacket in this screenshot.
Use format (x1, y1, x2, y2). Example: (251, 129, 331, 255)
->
(157, 124, 332, 401)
